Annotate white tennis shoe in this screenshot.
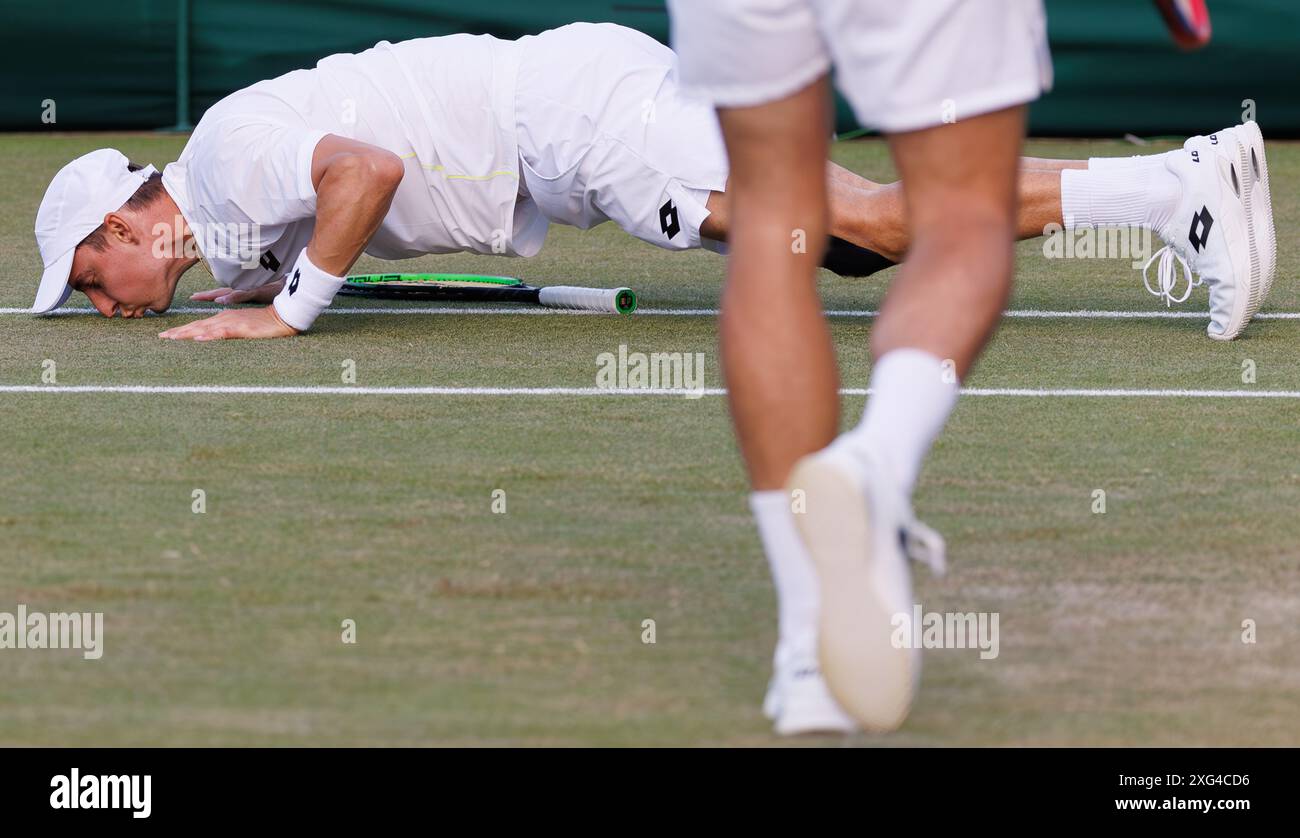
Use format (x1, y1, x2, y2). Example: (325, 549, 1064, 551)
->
(763, 653, 858, 736)
(1145, 122, 1276, 340)
(786, 443, 946, 732)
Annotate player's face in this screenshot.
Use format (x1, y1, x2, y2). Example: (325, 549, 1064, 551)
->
(68, 242, 179, 318)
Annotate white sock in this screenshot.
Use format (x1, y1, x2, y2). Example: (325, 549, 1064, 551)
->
(1086, 150, 1176, 171)
(838, 349, 959, 496)
(749, 490, 818, 663)
(1061, 155, 1181, 233)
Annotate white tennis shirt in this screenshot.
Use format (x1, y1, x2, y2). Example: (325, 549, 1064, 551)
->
(161, 33, 547, 290)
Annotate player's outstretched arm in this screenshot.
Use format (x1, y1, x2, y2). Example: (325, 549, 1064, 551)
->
(160, 135, 403, 341)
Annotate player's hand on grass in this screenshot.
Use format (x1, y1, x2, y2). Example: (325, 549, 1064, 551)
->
(159, 306, 299, 341)
(190, 281, 283, 305)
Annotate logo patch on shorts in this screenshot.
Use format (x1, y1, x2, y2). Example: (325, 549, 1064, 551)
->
(659, 200, 681, 241)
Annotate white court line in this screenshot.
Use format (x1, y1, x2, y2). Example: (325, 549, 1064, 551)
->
(5, 306, 1300, 319)
(3, 385, 1299, 399)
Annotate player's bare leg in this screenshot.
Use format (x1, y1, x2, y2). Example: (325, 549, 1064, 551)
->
(788, 106, 1026, 730)
(705, 157, 1085, 264)
(873, 107, 1024, 376)
(713, 77, 857, 735)
(715, 77, 838, 493)
(769, 141, 1273, 338)
(839, 166, 1072, 260)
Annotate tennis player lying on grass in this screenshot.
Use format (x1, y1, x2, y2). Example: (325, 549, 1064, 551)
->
(33, 23, 1275, 341)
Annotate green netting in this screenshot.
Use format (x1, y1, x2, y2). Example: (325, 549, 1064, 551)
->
(2, 1, 1297, 135)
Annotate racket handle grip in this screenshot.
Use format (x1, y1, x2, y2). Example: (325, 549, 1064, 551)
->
(538, 286, 637, 315)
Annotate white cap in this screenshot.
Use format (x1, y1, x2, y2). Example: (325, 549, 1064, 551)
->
(33, 149, 158, 313)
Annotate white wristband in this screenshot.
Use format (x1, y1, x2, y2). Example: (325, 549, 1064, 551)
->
(272, 248, 345, 332)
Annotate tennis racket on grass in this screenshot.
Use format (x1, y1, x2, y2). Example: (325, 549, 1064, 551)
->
(340, 273, 637, 315)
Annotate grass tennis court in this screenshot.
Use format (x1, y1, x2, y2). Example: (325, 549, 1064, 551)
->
(2, 133, 1298, 746)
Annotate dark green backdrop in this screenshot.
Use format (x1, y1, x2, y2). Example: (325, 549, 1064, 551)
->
(3, 0, 1297, 135)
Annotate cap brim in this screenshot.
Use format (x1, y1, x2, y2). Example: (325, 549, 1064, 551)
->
(33, 248, 75, 313)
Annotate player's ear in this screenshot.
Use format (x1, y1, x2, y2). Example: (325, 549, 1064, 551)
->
(102, 212, 137, 246)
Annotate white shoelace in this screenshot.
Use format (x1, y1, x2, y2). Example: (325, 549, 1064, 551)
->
(901, 519, 947, 578)
(1142, 245, 1202, 306)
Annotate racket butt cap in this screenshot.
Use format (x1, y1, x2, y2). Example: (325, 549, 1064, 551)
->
(538, 286, 637, 315)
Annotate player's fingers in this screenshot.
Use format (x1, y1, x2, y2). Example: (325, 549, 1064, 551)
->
(194, 324, 239, 342)
(189, 287, 235, 302)
(199, 319, 237, 339)
(159, 321, 201, 339)
(214, 289, 258, 305)
(159, 314, 228, 340)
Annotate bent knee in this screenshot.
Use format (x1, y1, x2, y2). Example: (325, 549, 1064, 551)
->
(910, 216, 1016, 280)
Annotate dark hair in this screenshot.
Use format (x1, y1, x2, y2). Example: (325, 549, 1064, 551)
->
(77, 162, 165, 253)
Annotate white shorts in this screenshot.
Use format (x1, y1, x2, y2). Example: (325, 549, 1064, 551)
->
(513, 23, 729, 251)
(668, 0, 1053, 133)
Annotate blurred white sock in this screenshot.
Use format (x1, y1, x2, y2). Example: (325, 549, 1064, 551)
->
(750, 490, 818, 662)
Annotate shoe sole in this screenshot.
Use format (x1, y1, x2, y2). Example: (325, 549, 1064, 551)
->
(1239, 122, 1277, 301)
(1211, 125, 1272, 340)
(787, 455, 915, 731)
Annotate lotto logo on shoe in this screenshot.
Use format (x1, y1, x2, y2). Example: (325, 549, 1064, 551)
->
(50, 769, 151, 819)
(1188, 206, 1214, 252)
